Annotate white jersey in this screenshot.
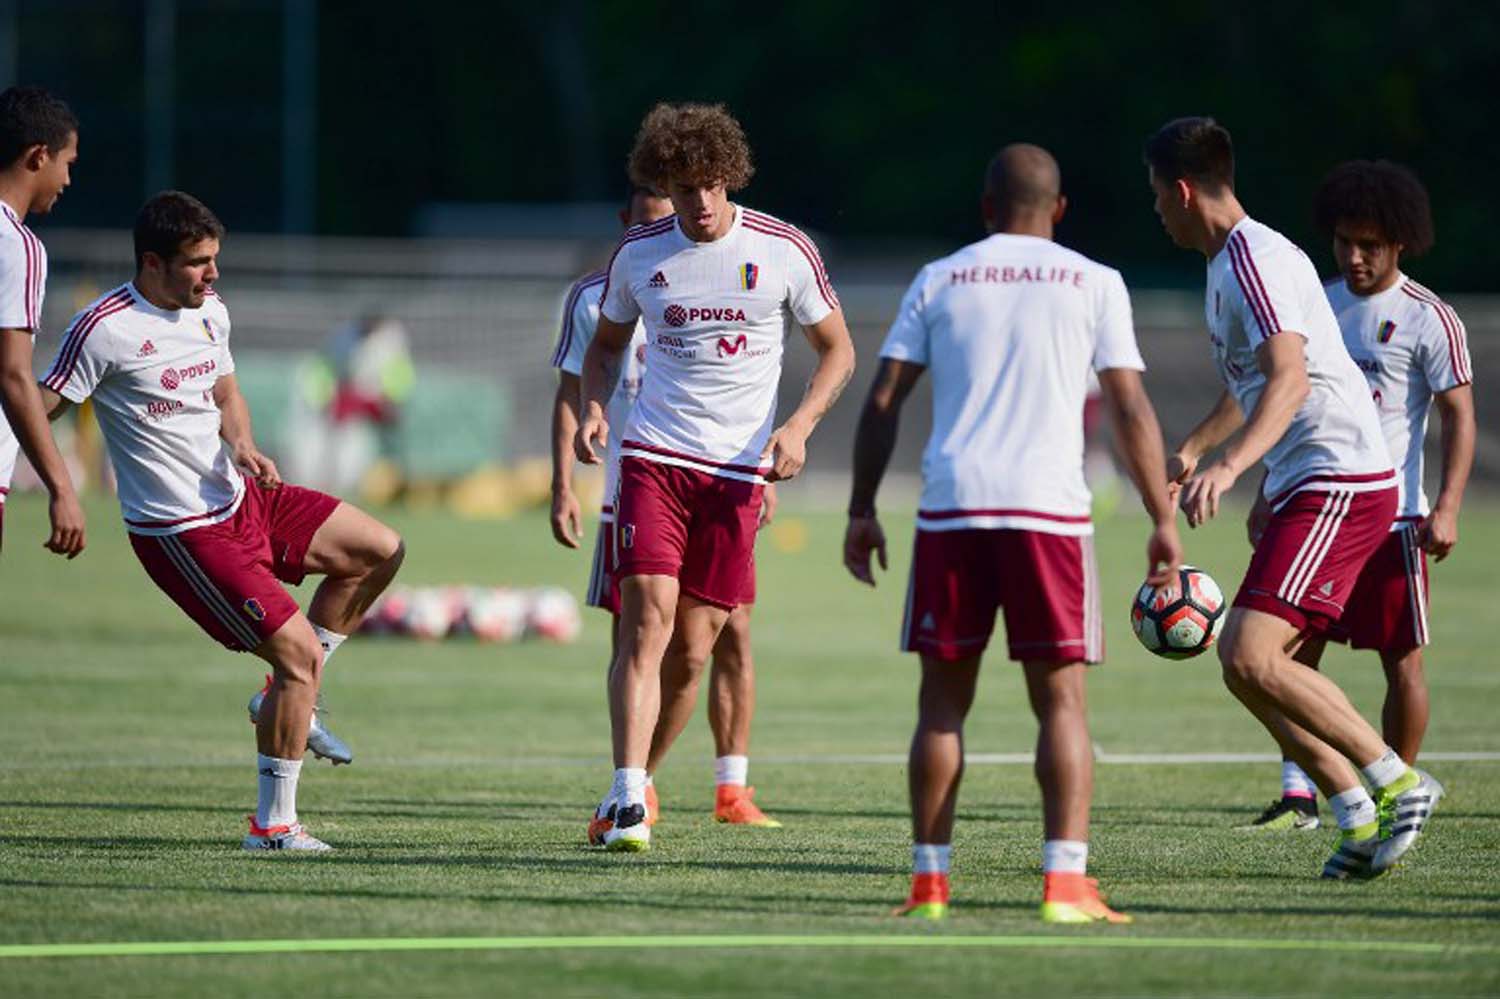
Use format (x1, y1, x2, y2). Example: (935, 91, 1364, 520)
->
(41, 283, 244, 535)
(1326, 274, 1472, 524)
(0, 201, 48, 502)
(598, 206, 838, 483)
(881, 234, 1144, 535)
(1204, 217, 1392, 507)
(550, 268, 647, 516)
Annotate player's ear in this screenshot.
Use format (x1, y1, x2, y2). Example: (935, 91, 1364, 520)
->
(1052, 194, 1068, 225)
(1175, 178, 1193, 209)
(980, 193, 997, 232)
(23, 143, 48, 173)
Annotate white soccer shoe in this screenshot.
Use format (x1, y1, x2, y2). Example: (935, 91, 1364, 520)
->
(1371, 770, 1443, 873)
(247, 677, 353, 766)
(242, 818, 332, 852)
(601, 801, 651, 853)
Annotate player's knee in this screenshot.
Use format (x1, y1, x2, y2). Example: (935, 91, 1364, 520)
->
(366, 526, 404, 572)
(274, 631, 324, 688)
(1218, 639, 1276, 693)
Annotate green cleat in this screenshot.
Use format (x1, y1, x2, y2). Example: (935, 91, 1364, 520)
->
(1237, 796, 1320, 831)
(893, 900, 948, 921)
(1321, 832, 1381, 880)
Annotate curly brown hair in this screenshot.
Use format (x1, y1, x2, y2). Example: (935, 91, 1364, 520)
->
(1313, 160, 1434, 257)
(627, 102, 754, 192)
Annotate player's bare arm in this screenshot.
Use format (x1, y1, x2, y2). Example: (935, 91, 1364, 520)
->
(1422, 382, 1475, 561)
(0, 327, 84, 557)
(1181, 334, 1308, 528)
(1096, 367, 1182, 585)
(843, 357, 925, 586)
(575, 315, 633, 465)
(1168, 389, 1243, 495)
(212, 372, 280, 489)
(761, 310, 855, 483)
(550, 370, 584, 548)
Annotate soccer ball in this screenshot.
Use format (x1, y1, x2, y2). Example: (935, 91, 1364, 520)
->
(465, 587, 528, 643)
(404, 588, 456, 640)
(1130, 565, 1226, 660)
(527, 586, 581, 642)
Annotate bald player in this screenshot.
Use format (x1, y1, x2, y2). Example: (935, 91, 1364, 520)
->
(846, 144, 1182, 923)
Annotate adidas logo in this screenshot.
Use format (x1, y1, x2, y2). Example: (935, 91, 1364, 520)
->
(137, 339, 156, 357)
(648, 271, 669, 288)
(1318, 581, 1334, 597)
(919, 612, 937, 632)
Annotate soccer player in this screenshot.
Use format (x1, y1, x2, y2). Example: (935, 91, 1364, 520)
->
(1241, 160, 1473, 830)
(36, 191, 405, 850)
(845, 144, 1182, 924)
(1144, 117, 1438, 878)
(575, 102, 855, 852)
(0, 86, 84, 559)
(549, 184, 781, 828)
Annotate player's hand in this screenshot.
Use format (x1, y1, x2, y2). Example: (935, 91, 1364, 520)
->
(1166, 451, 1197, 507)
(44, 489, 86, 559)
(1246, 492, 1272, 548)
(233, 445, 282, 489)
(1418, 505, 1459, 562)
(550, 487, 583, 549)
(761, 421, 809, 482)
(759, 482, 778, 527)
(574, 414, 607, 465)
(843, 515, 887, 587)
(1180, 462, 1236, 529)
(1145, 519, 1182, 587)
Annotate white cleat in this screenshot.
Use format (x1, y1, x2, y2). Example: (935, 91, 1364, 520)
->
(242, 818, 332, 852)
(247, 677, 353, 766)
(601, 802, 651, 853)
(1372, 771, 1441, 873)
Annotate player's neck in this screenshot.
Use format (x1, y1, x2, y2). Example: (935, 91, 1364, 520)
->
(1198, 196, 1247, 258)
(0, 176, 33, 220)
(990, 212, 1053, 240)
(132, 275, 182, 312)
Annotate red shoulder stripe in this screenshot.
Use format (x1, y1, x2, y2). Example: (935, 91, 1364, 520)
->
(741, 212, 838, 310)
(43, 290, 133, 391)
(551, 270, 607, 368)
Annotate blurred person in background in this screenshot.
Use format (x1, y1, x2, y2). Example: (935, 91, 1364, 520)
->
(551, 184, 783, 833)
(0, 85, 84, 559)
(284, 314, 414, 495)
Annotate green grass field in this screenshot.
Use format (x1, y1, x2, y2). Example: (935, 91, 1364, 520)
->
(2, 493, 1498, 997)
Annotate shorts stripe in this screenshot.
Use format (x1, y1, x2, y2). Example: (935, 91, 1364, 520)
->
(1400, 524, 1429, 646)
(1278, 491, 1351, 605)
(900, 554, 918, 652)
(1082, 535, 1102, 663)
(157, 535, 263, 650)
(585, 527, 610, 608)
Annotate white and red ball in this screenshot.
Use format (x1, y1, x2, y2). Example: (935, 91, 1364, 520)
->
(1130, 565, 1226, 660)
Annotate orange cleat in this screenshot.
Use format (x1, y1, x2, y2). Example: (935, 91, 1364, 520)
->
(892, 871, 949, 920)
(714, 785, 783, 827)
(645, 783, 659, 827)
(1039, 873, 1132, 924)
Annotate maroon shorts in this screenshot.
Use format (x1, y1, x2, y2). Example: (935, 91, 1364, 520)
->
(587, 514, 758, 614)
(902, 528, 1103, 664)
(129, 478, 341, 652)
(1326, 521, 1429, 651)
(613, 457, 762, 611)
(1233, 487, 1397, 635)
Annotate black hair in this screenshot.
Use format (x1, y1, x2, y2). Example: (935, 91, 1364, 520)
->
(0, 86, 78, 168)
(1313, 160, 1434, 256)
(134, 191, 225, 269)
(1144, 116, 1234, 190)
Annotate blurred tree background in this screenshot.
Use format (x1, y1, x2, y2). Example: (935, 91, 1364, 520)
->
(8, 0, 1496, 288)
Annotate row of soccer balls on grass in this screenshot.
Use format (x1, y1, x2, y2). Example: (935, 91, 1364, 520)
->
(1132, 566, 1227, 659)
(360, 585, 583, 643)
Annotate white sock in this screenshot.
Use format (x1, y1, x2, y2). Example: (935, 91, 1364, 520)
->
(256, 754, 302, 829)
(1042, 839, 1089, 874)
(714, 754, 749, 787)
(1360, 749, 1410, 791)
(611, 767, 648, 808)
(311, 625, 347, 665)
(1328, 786, 1378, 834)
(1281, 760, 1317, 799)
(912, 843, 951, 875)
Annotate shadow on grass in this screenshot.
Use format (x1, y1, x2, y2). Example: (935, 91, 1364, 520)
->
(0, 800, 246, 815)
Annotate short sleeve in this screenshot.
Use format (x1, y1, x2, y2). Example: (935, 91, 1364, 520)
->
(598, 241, 640, 325)
(550, 278, 599, 375)
(879, 270, 930, 366)
(1415, 299, 1472, 391)
(41, 309, 114, 403)
(784, 228, 838, 327)
(215, 305, 235, 377)
(1092, 269, 1145, 372)
(0, 237, 38, 332)
(1225, 234, 1310, 348)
